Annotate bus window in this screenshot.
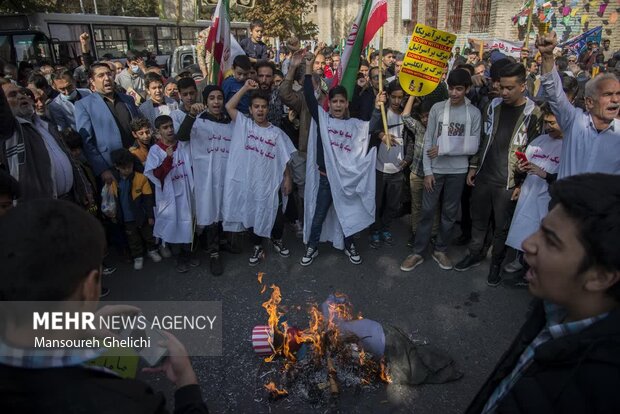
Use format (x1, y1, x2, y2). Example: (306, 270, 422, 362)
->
(0, 36, 11, 63)
(180, 27, 199, 46)
(48, 23, 91, 64)
(13, 33, 53, 65)
(156, 26, 178, 55)
(128, 26, 156, 54)
(94, 25, 127, 59)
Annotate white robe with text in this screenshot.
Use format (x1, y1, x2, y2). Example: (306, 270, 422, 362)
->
(190, 117, 233, 226)
(303, 108, 377, 250)
(144, 142, 194, 244)
(222, 116, 296, 238)
(506, 134, 563, 251)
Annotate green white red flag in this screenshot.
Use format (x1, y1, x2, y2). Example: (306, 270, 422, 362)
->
(205, 0, 244, 85)
(332, 0, 388, 99)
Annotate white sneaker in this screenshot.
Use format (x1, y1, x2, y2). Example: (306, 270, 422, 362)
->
(300, 246, 319, 266)
(147, 249, 162, 263)
(159, 245, 172, 259)
(504, 257, 523, 273)
(133, 257, 144, 271)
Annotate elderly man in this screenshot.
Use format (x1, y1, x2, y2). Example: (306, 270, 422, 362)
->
(0, 79, 90, 203)
(537, 31, 620, 178)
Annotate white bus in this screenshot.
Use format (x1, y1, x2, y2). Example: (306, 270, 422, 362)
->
(0, 13, 249, 66)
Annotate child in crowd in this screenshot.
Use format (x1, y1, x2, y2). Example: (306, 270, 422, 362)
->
(222, 55, 252, 115)
(144, 115, 196, 273)
(139, 73, 179, 125)
(239, 20, 267, 62)
(129, 117, 156, 165)
(369, 80, 409, 248)
(505, 103, 563, 276)
(223, 79, 295, 266)
(110, 148, 161, 270)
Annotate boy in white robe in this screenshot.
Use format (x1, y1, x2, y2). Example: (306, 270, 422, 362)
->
(223, 79, 296, 266)
(300, 53, 377, 266)
(505, 105, 563, 278)
(144, 115, 197, 273)
(177, 85, 233, 276)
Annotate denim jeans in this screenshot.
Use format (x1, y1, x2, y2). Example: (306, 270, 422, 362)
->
(308, 175, 353, 249)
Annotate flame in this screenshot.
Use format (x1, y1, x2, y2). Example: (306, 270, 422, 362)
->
(379, 358, 392, 383)
(358, 349, 366, 366)
(260, 285, 266, 294)
(257, 272, 264, 284)
(298, 305, 324, 357)
(264, 381, 288, 398)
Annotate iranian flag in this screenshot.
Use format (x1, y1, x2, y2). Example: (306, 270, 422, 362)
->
(205, 0, 244, 85)
(333, 0, 388, 99)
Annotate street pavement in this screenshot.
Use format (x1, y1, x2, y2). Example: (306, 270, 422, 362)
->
(104, 215, 532, 413)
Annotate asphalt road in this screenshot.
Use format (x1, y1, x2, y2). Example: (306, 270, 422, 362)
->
(104, 215, 532, 414)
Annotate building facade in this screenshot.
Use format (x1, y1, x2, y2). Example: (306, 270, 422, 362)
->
(308, 0, 620, 54)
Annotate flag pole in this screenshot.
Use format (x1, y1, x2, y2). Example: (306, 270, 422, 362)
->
(522, 0, 534, 67)
(378, 26, 390, 148)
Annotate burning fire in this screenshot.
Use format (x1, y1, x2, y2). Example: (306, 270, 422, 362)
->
(257, 275, 391, 402)
(264, 381, 288, 400)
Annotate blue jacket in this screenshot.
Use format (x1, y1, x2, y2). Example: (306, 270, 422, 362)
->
(47, 88, 92, 131)
(75, 92, 141, 176)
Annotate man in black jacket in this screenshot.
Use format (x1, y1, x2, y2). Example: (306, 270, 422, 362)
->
(466, 173, 620, 414)
(0, 199, 209, 413)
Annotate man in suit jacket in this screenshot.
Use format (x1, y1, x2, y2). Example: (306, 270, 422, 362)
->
(48, 69, 92, 131)
(75, 63, 141, 184)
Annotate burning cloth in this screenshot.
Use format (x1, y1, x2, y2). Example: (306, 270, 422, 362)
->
(322, 297, 463, 385)
(223, 116, 296, 237)
(303, 108, 377, 249)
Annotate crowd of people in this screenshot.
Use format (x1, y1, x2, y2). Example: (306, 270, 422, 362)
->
(1, 19, 620, 412)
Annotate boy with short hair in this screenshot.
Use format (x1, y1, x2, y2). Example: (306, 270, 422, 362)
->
(401, 69, 481, 272)
(139, 73, 179, 125)
(239, 20, 267, 62)
(301, 53, 377, 266)
(110, 148, 161, 270)
(467, 173, 620, 413)
(144, 115, 196, 273)
(172, 77, 201, 129)
(224, 79, 296, 266)
(369, 80, 409, 248)
(222, 55, 252, 114)
(129, 117, 155, 165)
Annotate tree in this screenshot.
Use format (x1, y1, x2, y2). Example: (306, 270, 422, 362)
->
(1, 0, 158, 16)
(237, 0, 318, 40)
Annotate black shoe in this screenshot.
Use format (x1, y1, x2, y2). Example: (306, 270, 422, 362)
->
(176, 259, 190, 273)
(102, 264, 116, 275)
(210, 253, 223, 276)
(220, 240, 242, 254)
(99, 287, 110, 298)
(454, 254, 482, 272)
(454, 234, 471, 246)
(487, 264, 502, 287)
(407, 233, 416, 248)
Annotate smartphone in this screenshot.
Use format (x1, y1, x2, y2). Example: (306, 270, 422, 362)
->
(515, 151, 528, 163)
(120, 323, 168, 367)
(139, 327, 169, 366)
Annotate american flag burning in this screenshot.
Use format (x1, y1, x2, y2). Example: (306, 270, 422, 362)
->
(254, 273, 391, 405)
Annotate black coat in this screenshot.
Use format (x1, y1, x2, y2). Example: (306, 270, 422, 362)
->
(466, 300, 620, 414)
(0, 364, 209, 414)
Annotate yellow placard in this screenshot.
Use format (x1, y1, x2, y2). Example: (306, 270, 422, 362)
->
(399, 24, 456, 97)
(85, 347, 140, 379)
